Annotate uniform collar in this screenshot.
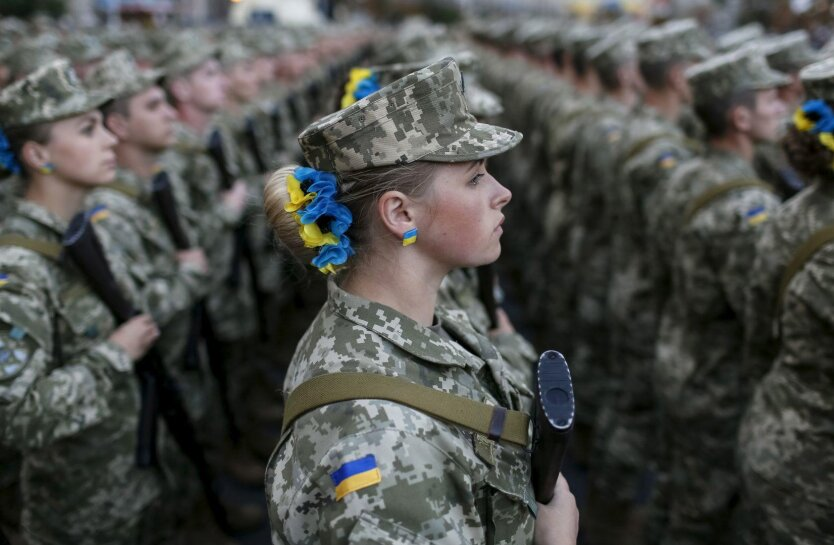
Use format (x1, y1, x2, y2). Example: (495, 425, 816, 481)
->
(12, 199, 68, 238)
(327, 278, 487, 372)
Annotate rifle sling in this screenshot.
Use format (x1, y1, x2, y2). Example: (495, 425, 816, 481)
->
(684, 178, 773, 224)
(106, 181, 142, 200)
(0, 234, 63, 260)
(776, 224, 834, 314)
(281, 372, 530, 447)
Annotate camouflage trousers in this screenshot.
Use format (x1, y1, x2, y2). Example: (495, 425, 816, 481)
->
(740, 470, 834, 545)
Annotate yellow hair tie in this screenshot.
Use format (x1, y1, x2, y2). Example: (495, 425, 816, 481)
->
(793, 108, 814, 132)
(284, 174, 316, 213)
(341, 68, 374, 109)
(299, 221, 339, 248)
(819, 132, 834, 154)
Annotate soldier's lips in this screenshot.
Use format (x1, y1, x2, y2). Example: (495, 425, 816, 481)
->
(495, 216, 504, 232)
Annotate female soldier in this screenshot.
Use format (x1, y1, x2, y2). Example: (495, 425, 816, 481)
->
(0, 60, 167, 544)
(738, 56, 834, 545)
(263, 58, 578, 544)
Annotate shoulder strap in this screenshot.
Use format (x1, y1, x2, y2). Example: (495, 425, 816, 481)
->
(0, 234, 62, 261)
(684, 178, 773, 224)
(106, 181, 142, 200)
(281, 372, 530, 447)
(776, 224, 834, 314)
(624, 132, 676, 162)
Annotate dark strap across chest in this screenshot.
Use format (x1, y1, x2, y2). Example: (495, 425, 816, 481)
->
(684, 178, 773, 224)
(281, 372, 530, 447)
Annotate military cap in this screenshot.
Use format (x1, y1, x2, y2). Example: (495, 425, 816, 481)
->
(587, 23, 644, 71)
(64, 35, 107, 65)
(686, 49, 790, 106)
(4, 45, 62, 81)
(155, 30, 220, 78)
(218, 38, 255, 68)
(638, 19, 712, 64)
(716, 23, 765, 53)
(298, 57, 520, 174)
(0, 59, 111, 129)
(84, 49, 164, 101)
(799, 56, 834, 102)
(566, 24, 608, 60)
(761, 31, 819, 74)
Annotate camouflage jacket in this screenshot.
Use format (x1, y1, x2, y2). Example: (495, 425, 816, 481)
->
(653, 149, 781, 431)
(739, 179, 834, 506)
(267, 280, 537, 545)
(0, 199, 167, 543)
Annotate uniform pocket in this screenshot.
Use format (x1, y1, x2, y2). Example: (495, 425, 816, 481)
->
(347, 511, 435, 544)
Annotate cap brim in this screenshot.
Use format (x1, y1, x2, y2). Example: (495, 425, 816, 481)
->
(751, 69, 792, 90)
(419, 122, 522, 163)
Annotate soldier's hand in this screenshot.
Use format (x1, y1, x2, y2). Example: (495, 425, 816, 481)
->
(176, 249, 209, 274)
(534, 475, 579, 545)
(221, 179, 249, 215)
(109, 314, 160, 361)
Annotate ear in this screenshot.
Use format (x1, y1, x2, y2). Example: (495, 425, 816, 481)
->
(104, 111, 130, 141)
(19, 140, 51, 173)
(729, 103, 753, 133)
(376, 190, 417, 241)
(168, 77, 190, 103)
(667, 64, 688, 95)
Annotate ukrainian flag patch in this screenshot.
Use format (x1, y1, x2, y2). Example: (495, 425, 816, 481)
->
(0, 274, 8, 288)
(402, 228, 418, 247)
(745, 205, 768, 226)
(89, 205, 109, 223)
(657, 151, 678, 170)
(330, 454, 382, 501)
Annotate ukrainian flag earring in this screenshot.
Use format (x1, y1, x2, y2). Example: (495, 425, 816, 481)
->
(402, 228, 418, 247)
(38, 162, 54, 175)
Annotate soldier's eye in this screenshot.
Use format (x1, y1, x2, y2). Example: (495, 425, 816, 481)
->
(469, 173, 485, 186)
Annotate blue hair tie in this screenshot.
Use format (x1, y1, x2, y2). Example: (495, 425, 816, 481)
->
(802, 99, 834, 134)
(0, 127, 21, 175)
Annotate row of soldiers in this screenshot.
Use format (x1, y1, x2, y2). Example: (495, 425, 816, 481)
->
(466, 12, 834, 545)
(0, 18, 378, 545)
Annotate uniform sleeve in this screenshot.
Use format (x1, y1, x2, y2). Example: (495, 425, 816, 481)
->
(270, 427, 485, 545)
(0, 269, 133, 451)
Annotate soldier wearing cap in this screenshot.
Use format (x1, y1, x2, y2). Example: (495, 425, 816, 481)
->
(753, 31, 821, 199)
(738, 54, 834, 545)
(263, 57, 578, 545)
(649, 49, 788, 545)
(585, 18, 712, 545)
(0, 59, 167, 545)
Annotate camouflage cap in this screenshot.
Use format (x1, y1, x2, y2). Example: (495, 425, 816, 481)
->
(566, 25, 607, 59)
(84, 49, 164, 101)
(218, 38, 255, 68)
(716, 23, 765, 53)
(799, 56, 834, 102)
(0, 59, 112, 129)
(64, 34, 107, 65)
(587, 23, 644, 71)
(298, 57, 521, 174)
(687, 49, 791, 106)
(761, 31, 819, 74)
(638, 19, 713, 64)
(155, 30, 220, 78)
(4, 41, 62, 81)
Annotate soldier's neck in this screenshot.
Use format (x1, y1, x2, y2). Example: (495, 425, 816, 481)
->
(643, 88, 682, 123)
(708, 133, 755, 163)
(24, 175, 87, 223)
(115, 143, 161, 180)
(176, 103, 214, 136)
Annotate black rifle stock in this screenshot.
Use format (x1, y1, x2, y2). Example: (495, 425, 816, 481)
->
(531, 350, 575, 504)
(243, 117, 268, 174)
(62, 212, 231, 533)
(476, 265, 499, 330)
(205, 128, 268, 341)
(149, 174, 241, 442)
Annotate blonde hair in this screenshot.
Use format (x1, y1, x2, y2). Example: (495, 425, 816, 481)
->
(263, 162, 441, 272)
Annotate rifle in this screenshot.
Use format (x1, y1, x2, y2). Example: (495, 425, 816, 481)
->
(205, 129, 269, 342)
(62, 211, 232, 534)
(243, 117, 269, 174)
(476, 265, 499, 330)
(149, 171, 241, 443)
(531, 350, 575, 504)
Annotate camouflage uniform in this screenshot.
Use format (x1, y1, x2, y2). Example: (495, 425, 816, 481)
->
(738, 59, 834, 545)
(266, 58, 534, 544)
(0, 61, 176, 545)
(651, 51, 788, 545)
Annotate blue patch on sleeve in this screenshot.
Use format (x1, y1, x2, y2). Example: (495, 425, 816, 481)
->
(330, 455, 378, 486)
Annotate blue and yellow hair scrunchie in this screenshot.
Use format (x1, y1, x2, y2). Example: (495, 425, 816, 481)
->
(340, 68, 381, 109)
(284, 166, 355, 275)
(0, 127, 21, 175)
(793, 99, 834, 155)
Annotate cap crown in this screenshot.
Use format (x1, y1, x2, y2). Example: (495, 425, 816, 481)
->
(800, 56, 834, 102)
(638, 19, 712, 64)
(687, 49, 790, 106)
(763, 31, 819, 73)
(85, 49, 164, 101)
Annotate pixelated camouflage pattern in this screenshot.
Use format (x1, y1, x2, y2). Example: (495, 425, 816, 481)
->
(267, 280, 536, 545)
(651, 149, 781, 545)
(0, 199, 176, 544)
(3, 45, 62, 82)
(587, 24, 641, 72)
(715, 23, 765, 53)
(0, 59, 111, 129)
(84, 49, 164, 102)
(761, 30, 819, 74)
(686, 50, 790, 109)
(63, 34, 106, 65)
(738, 180, 834, 543)
(637, 19, 713, 64)
(298, 57, 521, 174)
(799, 55, 834, 103)
(155, 30, 219, 79)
